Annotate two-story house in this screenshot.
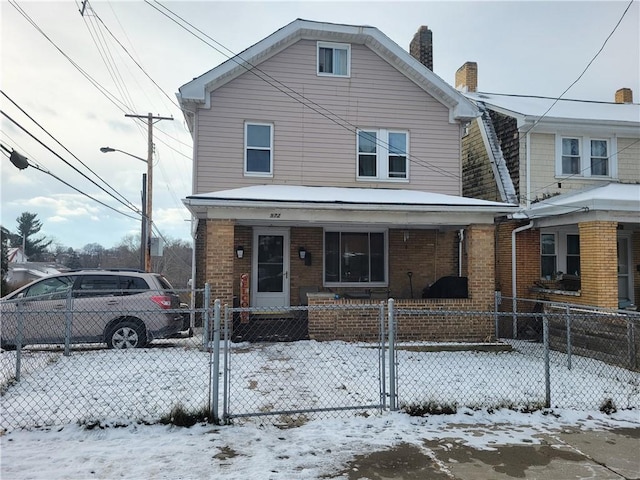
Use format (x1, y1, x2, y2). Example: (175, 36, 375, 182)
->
(457, 61, 640, 312)
(177, 20, 516, 341)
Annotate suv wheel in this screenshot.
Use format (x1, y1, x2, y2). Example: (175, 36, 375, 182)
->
(107, 321, 147, 349)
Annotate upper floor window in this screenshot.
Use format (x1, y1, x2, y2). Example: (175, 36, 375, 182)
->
(245, 122, 273, 176)
(557, 136, 615, 178)
(317, 42, 350, 77)
(357, 129, 408, 181)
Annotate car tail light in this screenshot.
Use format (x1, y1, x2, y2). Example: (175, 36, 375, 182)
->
(151, 295, 172, 309)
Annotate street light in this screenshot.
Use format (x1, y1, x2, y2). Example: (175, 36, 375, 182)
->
(100, 146, 152, 272)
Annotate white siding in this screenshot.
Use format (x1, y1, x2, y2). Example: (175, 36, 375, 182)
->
(194, 40, 462, 195)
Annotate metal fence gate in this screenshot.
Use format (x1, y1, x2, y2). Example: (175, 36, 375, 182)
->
(219, 303, 387, 423)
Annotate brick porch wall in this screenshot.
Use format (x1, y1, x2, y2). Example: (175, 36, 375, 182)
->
(307, 224, 496, 342)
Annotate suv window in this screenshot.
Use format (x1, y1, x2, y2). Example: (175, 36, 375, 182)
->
(75, 275, 120, 297)
(23, 276, 74, 299)
(120, 276, 150, 295)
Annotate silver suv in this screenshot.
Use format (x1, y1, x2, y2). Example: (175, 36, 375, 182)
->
(1, 269, 185, 349)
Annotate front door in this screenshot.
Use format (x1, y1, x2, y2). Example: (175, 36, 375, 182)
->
(252, 228, 290, 307)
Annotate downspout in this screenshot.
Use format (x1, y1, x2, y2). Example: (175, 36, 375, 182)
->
(525, 131, 531, 209)
(458, 229, 465, 276)
(190, 218, 199, 330)
(511, 221, 534, 338)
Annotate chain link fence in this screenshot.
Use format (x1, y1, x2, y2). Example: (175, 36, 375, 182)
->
(2, 293, 639, 430)
(221, 303, 386, 423)
(1, 287, 213, 430)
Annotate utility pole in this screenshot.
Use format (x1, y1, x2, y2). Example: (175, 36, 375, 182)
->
(125, 113, 173, 272)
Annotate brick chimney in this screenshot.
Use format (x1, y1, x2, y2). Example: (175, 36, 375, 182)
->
(455, 62, 478, 93)
(410, 26, 433, 71)
(615, 88, 633, 103)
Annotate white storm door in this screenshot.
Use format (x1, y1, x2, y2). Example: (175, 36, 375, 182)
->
(252, 228, 290, 307)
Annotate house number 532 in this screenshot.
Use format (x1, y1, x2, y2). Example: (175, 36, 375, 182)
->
(269, 213, 281, 218)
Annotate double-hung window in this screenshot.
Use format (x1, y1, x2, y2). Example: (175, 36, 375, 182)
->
(540, 231, 581, 280)
(324, 230, 387, 285)
(245, 122, 273, 176)
(317, 42, 350, 77)
(565, 234, 580, 276)
(357, 129, 408, 181)
(540, 233, 557, 280)
(556, 135, 615, 178)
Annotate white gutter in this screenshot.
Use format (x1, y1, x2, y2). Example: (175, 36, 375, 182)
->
(511, 221, 534, 338)
(526, 131, 531, 209)
(458, 229, 464, 276)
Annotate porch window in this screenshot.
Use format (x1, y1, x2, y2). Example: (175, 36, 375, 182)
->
(540, 233, 556, 280)
(324, 230, 386, 285)
(566, 234, 580, 276)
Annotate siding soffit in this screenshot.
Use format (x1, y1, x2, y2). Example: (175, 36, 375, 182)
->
(177, 19, 478, 122)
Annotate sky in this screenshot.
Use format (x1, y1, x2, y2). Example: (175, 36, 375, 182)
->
(1, 338, 639, 478)
(1, 1, 638, 251)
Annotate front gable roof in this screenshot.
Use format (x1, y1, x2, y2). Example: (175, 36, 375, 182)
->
(464, 91, 640, 136)
(178, 19, 478, 123)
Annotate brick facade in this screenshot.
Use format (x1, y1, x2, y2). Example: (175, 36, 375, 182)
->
(307, 224, 497, 342)
(578, 221, 618, 309)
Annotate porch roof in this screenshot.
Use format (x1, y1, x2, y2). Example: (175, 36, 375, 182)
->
(183, 185, 518, 227)
(515, 183, 640, 227)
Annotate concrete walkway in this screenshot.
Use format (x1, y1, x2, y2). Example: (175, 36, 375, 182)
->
(329, 426, 640, 479)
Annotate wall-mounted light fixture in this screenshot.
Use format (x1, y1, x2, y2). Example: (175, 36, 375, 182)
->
(236, 246, 244, 259)
(298, 247, 307, 260)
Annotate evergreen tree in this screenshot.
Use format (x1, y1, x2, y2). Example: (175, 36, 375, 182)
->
(15, 212, 52, 261)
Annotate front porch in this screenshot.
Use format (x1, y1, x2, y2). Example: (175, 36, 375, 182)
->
(186, 185, 516, 342)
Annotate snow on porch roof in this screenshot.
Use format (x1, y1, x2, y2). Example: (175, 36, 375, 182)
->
(185, 185, 517, 210)
(521, 183, 640, 219)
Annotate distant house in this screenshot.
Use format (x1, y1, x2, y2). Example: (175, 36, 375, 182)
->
(6, 247, 66, 288)
(178, 20, 516, 341)
(457, 61, 640, 310)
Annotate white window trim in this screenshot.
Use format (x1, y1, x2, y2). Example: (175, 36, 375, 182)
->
(356, 128, 409, 182)
(323, 228, 388, 287)
(244, 122, 274, 177)
(555, 134, 618, 179)
(541, 229, 580, 279)
(317, 41, 351, 78)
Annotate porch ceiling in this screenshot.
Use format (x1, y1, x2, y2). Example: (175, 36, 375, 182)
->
(183, 185, 517, 227)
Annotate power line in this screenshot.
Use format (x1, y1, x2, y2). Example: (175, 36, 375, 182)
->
(1, 143, 140, 221)
(8, 0, 133, 116)
(522, 0, 635, 135)
(1, 109, 142, 217)
(147, 1, 463, 181)
(1, 90, 139, 211)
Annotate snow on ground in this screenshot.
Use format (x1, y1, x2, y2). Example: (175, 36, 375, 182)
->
(1, 409, 639, 480)
(1, 339, 639, 479)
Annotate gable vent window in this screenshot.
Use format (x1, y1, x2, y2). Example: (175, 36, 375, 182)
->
(317, 42, 350, 77)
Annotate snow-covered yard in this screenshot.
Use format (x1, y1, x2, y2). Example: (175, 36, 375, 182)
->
(1, 338, 638, 430)
(1, 339, 639, 479)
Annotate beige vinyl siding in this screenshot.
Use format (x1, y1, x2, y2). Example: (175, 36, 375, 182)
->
(194, 40, 461, 195)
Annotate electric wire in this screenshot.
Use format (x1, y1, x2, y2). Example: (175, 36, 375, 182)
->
(522, 0, 635, 136)
(1, 143, 141, 221)
(1, 91, 139, 211)
(147, 0, 462, 181)
(8, 0, 132, 116)
(1, 109, 142, 217)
